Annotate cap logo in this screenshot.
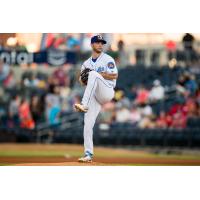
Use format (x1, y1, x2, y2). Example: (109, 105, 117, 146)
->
(97, 35, 103, 40)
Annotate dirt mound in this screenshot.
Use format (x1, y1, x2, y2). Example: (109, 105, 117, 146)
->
(15, 162, 107, 166)
(2, 156, 200, 166)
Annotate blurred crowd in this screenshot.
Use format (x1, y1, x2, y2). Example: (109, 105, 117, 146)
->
(1, 57, 200, 130)
(44, 33, 81, 51)
(0, 62, 83, 129)
(99, 72, 200, 129)
(1, 33, 200, 130)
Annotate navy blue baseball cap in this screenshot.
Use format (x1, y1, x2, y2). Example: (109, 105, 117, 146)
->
(91, 35, 107, 44)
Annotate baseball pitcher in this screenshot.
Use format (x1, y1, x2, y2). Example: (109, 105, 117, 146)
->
(74, 35, 118, 162)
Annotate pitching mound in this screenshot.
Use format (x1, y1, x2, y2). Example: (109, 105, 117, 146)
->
(15, 162, 108, 166)
(3, 156, 200, 166)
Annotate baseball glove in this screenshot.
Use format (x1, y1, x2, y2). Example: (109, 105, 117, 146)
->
(80, 68, 92, 85)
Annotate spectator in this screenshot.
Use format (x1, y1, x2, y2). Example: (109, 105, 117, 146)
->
(115, 106, 131, 123)
(9, 95, 20, 117)
(169, 102, 182, 116)
(129, 105, 141, 125)
(138, 115, 156, 129)
(45, 85, 61, 109)
(196, 88, 200, 105)
(114, 89, 124, 101)
(19, 98, 35, 129)
(127, 85, 137, 101)
(0, 60, 10, 83)
(52, 66, 69, 87)
(135, 85, 149, 105)
(46, 101, 61, 126)
(156, 111, 168, 128)
(176, 75, 188, 96)
(182, 33, 195, 51)
(66, 34, 80, 51)
(117, 39, 129, 67)
(8, 95, 20, 127)
(116, 91, 131, 109)
(197, 102, 200, 116)
(171, 111, 187, 128)
(182, 33, 197, 63)
(60, 87, 71, 112)
(3, 70, 16, 89)
(45, 85, 61, 125)
(139, 103, 153, 117)
(149, 80, 165, 102)
(138, 103, 155, 128)
(165, 114, 173, 127)
(24, 74, 39, 88)
(184, 74, 198, 96)
(30, 96, 44, 123)
(185, 98, 198, 117)
(45, 33, 66, 49)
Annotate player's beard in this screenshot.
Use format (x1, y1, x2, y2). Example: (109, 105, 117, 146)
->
(92, 46, 103, 54)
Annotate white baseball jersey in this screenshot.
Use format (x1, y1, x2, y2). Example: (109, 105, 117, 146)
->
(81, 52, 118, 88)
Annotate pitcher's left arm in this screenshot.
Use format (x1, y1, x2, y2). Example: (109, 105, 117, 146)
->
(99, 60, 118, 80)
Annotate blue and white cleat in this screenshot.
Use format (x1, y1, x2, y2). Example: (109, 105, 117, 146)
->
(78, 155, 93, 163)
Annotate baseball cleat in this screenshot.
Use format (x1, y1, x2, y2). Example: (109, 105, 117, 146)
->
(78, 155, 93, 163)
(74, 103, 88, 112)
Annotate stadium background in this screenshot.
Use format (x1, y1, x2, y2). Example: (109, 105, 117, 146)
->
(0, 33, 200, 165)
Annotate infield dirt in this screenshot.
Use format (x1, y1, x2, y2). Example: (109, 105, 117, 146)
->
(1, 144, 200, 166)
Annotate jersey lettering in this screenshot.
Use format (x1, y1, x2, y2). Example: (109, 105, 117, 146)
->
(97, 66, 105, 72)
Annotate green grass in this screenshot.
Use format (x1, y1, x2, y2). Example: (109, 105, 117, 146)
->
(0, 148, 200, 161)
(0, 150, 78, 157)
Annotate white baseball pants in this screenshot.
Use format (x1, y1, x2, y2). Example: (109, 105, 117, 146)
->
(81, 71, 114, 156)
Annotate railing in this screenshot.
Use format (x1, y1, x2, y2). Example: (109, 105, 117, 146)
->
(1, 116, 200, 147)
(34, 112, 83, 143)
